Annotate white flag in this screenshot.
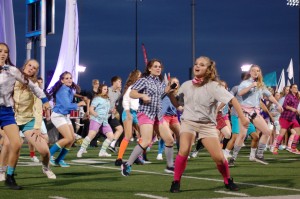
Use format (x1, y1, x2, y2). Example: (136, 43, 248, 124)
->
(287, 79, 291, 86)
(277, 69, 285, 93)
(287, 58, 294, 80)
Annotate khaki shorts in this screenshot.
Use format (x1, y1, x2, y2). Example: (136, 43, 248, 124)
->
(180, 119, 219, 139)
(51, 111, 72, 128)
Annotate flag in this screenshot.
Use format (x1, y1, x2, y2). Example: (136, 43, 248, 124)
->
(142, 43, 148, 67)
(164, 73, 168, 85)
(287, 79, 291, 86)
(263, 71, 277, 87)
(287, 58, 294, 80)
(277, 69, 285, 93)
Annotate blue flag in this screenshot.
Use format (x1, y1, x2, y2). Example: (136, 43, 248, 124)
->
(263, 71, 277, 87)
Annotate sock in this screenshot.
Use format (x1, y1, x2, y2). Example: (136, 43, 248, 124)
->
(225, 149, 231, 154)
(117, 138, 129, 159)
(165, 145, 174, 167)
(174, 154, 188, 182)
(288, 134, 294, 149)
(127, 144, 144, 166)
(100, 138, 112, 153)
(30, 151, 35, 158)
(158, 139, 165, 154)
(49, 143, 62, 156)
(232, 145, 242, 160)
(196, 140, 204, 151)
(6, 166, 15, 175)
(222, 138, 230, 149)
(274, 135, 283, 148)
(217, 161, 230, 184)
(250, 148, 257, 157)
(80, 136, 91, 151)
(110, 139, 116, 148)
(256, 143, 266, 158)
(291, 134, 299, 149)
(55, 148, 70, 163)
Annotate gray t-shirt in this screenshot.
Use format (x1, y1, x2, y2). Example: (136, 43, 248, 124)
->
(178, 80, 233, 124)
(108, 86, 121, 117)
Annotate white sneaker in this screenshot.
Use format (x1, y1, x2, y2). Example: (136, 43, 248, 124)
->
(222, 149, 232, 159)
(74, 133, 82, 140)
(0, 171, 5, 181)
(83, 148, 88, 153)
(77, 150, 83, 158)
(156, 153, 163, 160)
(191, 151, 198, 158)
(249, 156, 256, 161)
(42, 167, 56, 179)
(31, 156, 40, 163)
(98, 151, 112, 157)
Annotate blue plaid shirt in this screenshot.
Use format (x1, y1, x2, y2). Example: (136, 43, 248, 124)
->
(131, 75, 166, 120)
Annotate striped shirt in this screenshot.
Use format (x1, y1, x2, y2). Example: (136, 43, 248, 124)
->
(131, 75, 166, 120)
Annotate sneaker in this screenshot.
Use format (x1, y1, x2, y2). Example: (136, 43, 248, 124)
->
(272, 147, 279, 155)
(164, 166, 174, 174)
(222, 149, 232, 159)
(156, 153, 163, 160)
(249, 155, 256, 161)
(77, 149, 84, 158)
(0, 171, 6, 181)
(42, 167, 56, 179)
(83, 148, 88, 153)
(170, 180, 180, 193)
(50, 157, 59, 167)
(115, 158, 123, 166)
(5, 174, 22, 190)
(225, 177, 239, 191)
(108, 146, 117, 153)
(30, 156, 40, 163)
(191, 151, 199, 158)
(134, 155, 145, 165)
(279, 145, 286, 150)
(228, 158, 235, 167)
(58, 160, 70, 167)
(74, 133, 82, 140)
(254, 155, 268, 165)
(121, 163, 131, 176)
(98, 151, 112, 157)
(290, 148, 300, 155)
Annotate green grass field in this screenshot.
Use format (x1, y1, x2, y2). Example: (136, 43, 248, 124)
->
(1, 140, 300, 199)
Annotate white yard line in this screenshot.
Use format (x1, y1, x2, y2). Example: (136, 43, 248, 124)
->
(49, 196, 69, 199)
(135, 193, 169, 199)
(215, 190, 249, 197)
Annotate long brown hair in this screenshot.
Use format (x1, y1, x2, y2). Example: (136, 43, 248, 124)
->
(123, 69, 141, 95)
(96, 84, 109, 99)
(142, 59, 164, 82)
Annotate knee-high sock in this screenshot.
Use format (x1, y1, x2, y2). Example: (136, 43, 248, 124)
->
(126, 144, 144, 166)
(165, 145, 174, 167)
(222, 138, 230, 149)
(217, 160, 230, 184)
(288, 134, 295, 148)
(256, 142, 266, 158)
(231, 145, 242, 160)
(174, 154, 188, 182)
(100, 138, 112, 153)
(80, 136, 91, 151)
(274, 135, 283, 148)
(158, 138, 165, 154)
(55, 148, 70, 162)
(6, 166, 15, 175)
(117, 138, 129, 159)
(291, 134, 299, 149)
(50, 143, 62, 157)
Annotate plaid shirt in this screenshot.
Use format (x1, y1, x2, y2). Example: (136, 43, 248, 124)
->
(131, 75, 166, 120)
(280, 93, 299, 121)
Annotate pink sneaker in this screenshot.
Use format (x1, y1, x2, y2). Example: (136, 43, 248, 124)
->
(291, 148, 300, 155)
(272, 147, 279, 155)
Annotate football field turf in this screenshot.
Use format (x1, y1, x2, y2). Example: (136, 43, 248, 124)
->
(1, 141, 300, 199)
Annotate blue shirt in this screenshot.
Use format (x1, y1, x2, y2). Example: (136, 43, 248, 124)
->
(90, 96, 110, 125)
(162, 96, 177, 116)
(238, 78, 271, 108)
(53, 85, 78, 115)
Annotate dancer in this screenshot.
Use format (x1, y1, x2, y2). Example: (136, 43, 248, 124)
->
(168, 56, 249, 193)
(48, 71, 85, 167)
(0, 42, 50, 190)
(121, 59, 175, 176)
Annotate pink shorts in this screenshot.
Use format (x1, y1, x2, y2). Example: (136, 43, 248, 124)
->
(279, 118, 300, 129)
(137, 113, 164, 125)
(89, 119, 113, 135)
(216, 112, 227, 130)
(163, 115, 179, 125)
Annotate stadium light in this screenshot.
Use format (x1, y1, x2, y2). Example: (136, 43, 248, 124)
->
(77, 65, 86, 72)
(241, 64, 252, 72)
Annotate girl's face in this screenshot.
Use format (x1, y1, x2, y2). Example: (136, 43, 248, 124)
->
(193, 57, 209, 78)
(148, 61, 162, 76)
(61, 73, 73, 87)
(284, 87, 290, 95)
(24, 60, 39, 77)
(250, 66, 261, 79)
(102, 86, 108, 94)
(274, 92, 281, 100)
(0, 44, 9, 66)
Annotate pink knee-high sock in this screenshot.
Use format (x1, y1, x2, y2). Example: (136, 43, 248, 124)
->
(275, 135, 284, 148)
(174, 154, 188, 182)
(217, 160, 230, 184)
(291, 134, 299, 149)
